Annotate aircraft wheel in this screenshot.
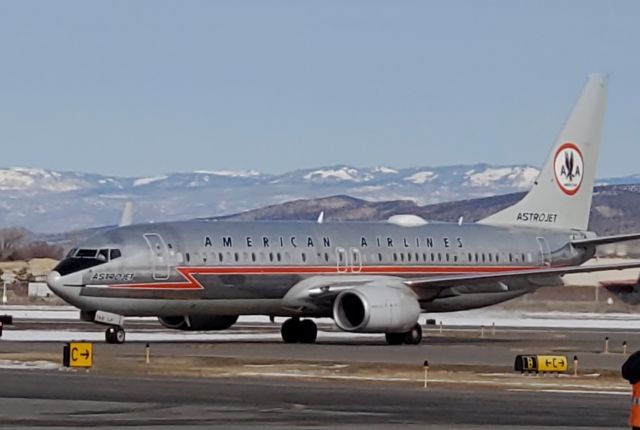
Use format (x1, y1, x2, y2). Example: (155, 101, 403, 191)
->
(403, 324, 422, 345)
(105, 326, 126, 344)
(299, 319, 318, 344)
(105, 327, 116, 343)
(114, 327, 126, 344)
(281, 318, 301, 343)
(385, 332, 404, 345)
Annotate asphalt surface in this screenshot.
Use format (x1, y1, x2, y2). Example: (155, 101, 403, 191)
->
(1, 319, 638, 428)
(4, 319, 640, 371)
(0, 368, 630, 429)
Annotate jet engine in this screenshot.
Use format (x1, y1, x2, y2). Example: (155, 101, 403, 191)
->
(158, 315, 239, 331)
(332, 285, 420, 333)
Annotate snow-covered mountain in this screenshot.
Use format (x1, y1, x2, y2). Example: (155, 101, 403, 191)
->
(0, 164, 638, 233)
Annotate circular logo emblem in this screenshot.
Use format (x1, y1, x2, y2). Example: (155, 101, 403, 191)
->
(554, 142, 583, 196)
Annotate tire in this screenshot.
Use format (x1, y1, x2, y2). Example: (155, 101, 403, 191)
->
(385, 333, 404, 345)
(105, 327, 116, 343)
(114, 327, 126, 344)
(299, 320, 318, 344)
(281, 318, 300, 343)
(403, 324, 422, 345)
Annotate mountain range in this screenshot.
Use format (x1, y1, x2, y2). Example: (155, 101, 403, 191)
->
(1, 165, 640, 233)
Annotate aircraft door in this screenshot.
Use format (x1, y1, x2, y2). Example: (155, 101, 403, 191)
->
(143, 233, 171, 280)
(536, 237, 552, 266)
(336, 247, 348, 273)
(349, 248, 362, 273)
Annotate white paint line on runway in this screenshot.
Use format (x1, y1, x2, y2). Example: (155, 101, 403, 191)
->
(508, 388, 629, 396)
(234, 371, 630, 393)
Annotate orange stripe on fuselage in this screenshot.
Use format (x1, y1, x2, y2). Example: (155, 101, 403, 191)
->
(104, 265, 538, 290)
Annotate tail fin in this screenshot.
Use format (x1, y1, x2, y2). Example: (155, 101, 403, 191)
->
(479, 74, 608, 231)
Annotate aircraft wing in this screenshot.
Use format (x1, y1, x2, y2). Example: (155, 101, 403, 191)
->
(404, 261, 640, 289)
(571, 233, 640, 247)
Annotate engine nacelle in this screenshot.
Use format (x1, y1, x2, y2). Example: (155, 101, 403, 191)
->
(158, 315, 239, 331)
(332, 285, 420, 333)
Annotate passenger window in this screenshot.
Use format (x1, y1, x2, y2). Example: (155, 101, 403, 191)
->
(378, 253, 383, 262)
(468, 253, 472, 262)
(407, 253, 411, 262)
(393, 253, 398, 262)
(234, 252, 239, 262)
(277, 253, 282, 262)
(218, 253, 224, 262)
(445, 253, 449, 262)
(488, 253, 492, 263)
(301, 253, 306, 263)
(109, 249, 121, 260)
(437, 253, 442, 262)
(324, 253, 329, 262)
(269, 252, 274, 262)
(252, 253, 256, 262)
(186, 253, 190, 262)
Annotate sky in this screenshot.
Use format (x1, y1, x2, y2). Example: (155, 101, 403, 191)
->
(0, 0, 639, 178)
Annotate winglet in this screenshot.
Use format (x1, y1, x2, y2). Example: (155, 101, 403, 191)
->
(119, 202, 134, 227)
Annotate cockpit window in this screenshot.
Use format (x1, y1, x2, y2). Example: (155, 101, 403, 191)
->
(55, 248, 123, 276)
(66, 248, 77, 258)
(76, 249, 98, 258)
(97, 249, 109, 261)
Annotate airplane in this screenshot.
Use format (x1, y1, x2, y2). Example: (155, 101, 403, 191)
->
(47, 74, 640, 345)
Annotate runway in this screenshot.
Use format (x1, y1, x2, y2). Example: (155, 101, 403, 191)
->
(0, 368, 629, 429)
(0, 308, 638, 428)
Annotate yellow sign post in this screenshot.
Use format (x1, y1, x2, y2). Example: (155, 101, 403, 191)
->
(63, 342, 93, 368)
(514, 354, 568, 373)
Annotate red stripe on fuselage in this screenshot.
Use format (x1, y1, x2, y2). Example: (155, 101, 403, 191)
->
(104, 265, 537, 290)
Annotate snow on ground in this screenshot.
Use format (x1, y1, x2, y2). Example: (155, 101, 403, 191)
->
(0, 359, 59, 370)
(2, 306, 640, 330)
(132, 175, 168, 187)
(0, 329, 380, 343)
(405, 171, 438, 184)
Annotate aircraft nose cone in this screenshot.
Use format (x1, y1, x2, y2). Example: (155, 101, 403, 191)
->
(46, 271, 63, 292)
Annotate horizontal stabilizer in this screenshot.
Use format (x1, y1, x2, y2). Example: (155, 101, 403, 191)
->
(571, 233, 640, 247)
(404, 261, 640, 289)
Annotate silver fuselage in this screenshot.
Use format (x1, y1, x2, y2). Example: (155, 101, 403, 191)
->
(48, 220, 593, 318)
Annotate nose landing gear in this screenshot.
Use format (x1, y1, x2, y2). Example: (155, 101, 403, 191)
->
(105, 326, 126, 344)
(281, 318, 318, 344)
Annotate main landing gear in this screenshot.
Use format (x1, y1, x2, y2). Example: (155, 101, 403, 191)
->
(385, 324, 422, 345)
(280, 318, 318, 344)
(105, 326, 126, 344)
